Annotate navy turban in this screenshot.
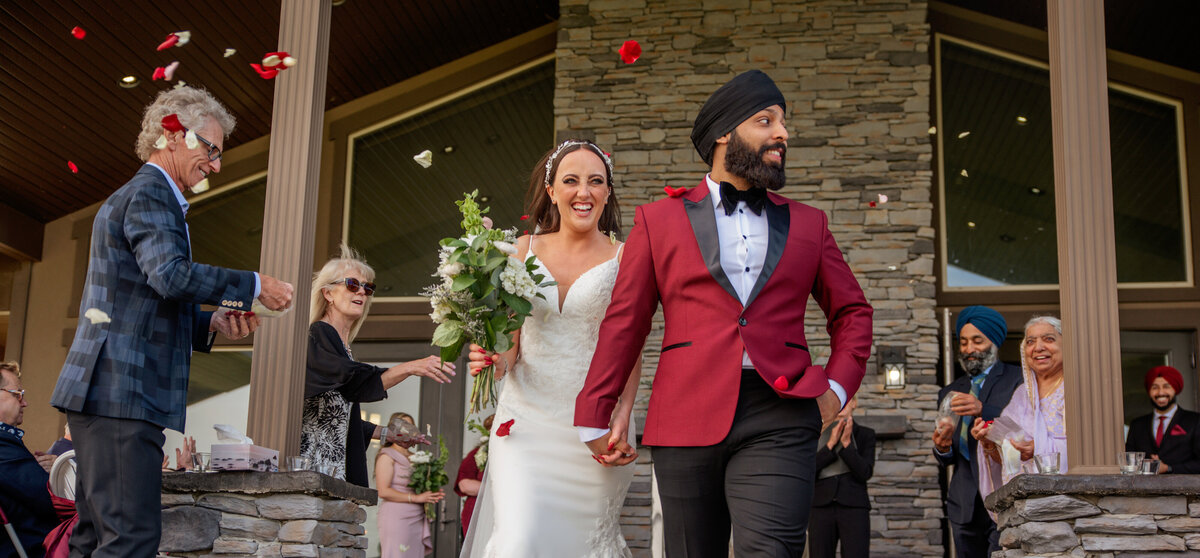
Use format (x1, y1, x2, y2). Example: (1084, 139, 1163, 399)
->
(955, 306, 1007, 348)
(691, 70, 787, 166)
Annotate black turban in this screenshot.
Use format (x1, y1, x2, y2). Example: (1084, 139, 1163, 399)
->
(690, 70, 787, 166)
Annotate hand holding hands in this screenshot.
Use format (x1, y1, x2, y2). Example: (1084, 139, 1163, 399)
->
(586, 411, 638, 468)
(411, 490, 445, 504)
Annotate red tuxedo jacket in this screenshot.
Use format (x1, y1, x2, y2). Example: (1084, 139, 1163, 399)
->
(575, 182, 874, 446)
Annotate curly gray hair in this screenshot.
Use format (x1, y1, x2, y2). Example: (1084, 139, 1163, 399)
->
(134, 87, 235, 161)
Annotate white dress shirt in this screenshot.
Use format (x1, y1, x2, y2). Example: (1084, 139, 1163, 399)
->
(578, 176, 845, 443)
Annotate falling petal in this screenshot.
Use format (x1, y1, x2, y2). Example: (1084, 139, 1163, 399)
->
(156, 34, 179, 51)
(174, 31, 191, 46)
(163, 61, 180, 81)
(519, 215, 530, 221)
(878, 194, 889, 204)
(262, 54, 282, 68)
(71, 26, 86, 40)
(191, 177, 210, 194)
(398, 545, 409, 553)
(249, 63, 280, 79)
(223, 48, 237, 58)
(152, 66, 166, 81)
(154, 135, 168, 150)
(173, 81, 187, 90)
(868, 201, 877, 208)
(185, 130, 199, 149)
(84, 308, 111, 325)
(618, 40, 642, 64)
(282, 56, 297, 68)
(413, 150, 433, 168)
(67, 160, 79, 173)
(162, 114, 184, 132)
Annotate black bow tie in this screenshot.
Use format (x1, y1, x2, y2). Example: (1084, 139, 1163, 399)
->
(720, 181, 766, 216)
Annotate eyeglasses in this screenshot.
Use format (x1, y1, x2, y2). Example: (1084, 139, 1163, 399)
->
(330, 277, 376, 296)
(191, 131, 223, 162)
(1, 388, 24, 402)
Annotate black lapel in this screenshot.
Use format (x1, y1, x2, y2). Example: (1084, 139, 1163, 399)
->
(744, 199, 789, 308)
(977, 361, 1010, 403)
(684, 193, 740, 303)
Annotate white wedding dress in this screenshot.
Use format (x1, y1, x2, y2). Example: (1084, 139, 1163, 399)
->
(462, 243, 634, 558)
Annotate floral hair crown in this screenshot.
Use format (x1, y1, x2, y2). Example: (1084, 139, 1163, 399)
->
(543, 140, 614, 187)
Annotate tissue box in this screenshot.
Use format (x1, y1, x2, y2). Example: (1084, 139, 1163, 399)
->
(211, 444, 278, 472)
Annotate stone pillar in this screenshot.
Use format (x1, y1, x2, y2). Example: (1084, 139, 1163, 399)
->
(247, 0, 332, 457)
(1046, 0, 1123, 474)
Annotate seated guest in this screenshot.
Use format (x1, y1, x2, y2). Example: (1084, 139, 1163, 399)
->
(1126, 366, 1200, 474)
(301, 245, 456, 487)
(973, 316, 1066, 500)
(47, 424, 72, 456)
(809, 397, 875, 558)
(0, 362, 58, 558)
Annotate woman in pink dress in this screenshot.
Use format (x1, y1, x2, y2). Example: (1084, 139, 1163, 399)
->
(375, 412, 444, 557)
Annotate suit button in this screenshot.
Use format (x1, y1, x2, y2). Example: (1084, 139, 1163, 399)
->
(739, 317, 747, 326)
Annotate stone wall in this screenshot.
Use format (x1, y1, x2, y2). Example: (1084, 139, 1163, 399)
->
(987, 474, 1200, 557)
(555, 0, 938, 555)
(160, 472, 375, 558)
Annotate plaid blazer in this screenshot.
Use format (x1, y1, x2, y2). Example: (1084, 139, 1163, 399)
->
(51, 165, 256, 431)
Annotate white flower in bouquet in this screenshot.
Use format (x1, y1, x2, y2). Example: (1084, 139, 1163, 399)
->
(492, 240, 518, 255)
(500, 257, 538, 299)
(409, 451, 432, 464)
(475, 446, 488, 470)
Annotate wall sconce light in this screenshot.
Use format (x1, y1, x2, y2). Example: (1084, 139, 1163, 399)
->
(879, 346, 906, 390)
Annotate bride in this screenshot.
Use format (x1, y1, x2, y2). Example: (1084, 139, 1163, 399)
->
(461, 140, 641, 557)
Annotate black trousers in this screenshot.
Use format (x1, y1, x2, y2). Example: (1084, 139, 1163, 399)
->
(67, 412, 166, 558)
(653, 370, 821, 558)
(808, 504, 870, 558)
(950, 496, 999, 558)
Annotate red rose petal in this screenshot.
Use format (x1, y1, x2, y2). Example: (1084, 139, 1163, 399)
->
(71, 26, 86, 40)
(156, 34, 179, 51)
(496, 419, 514, 437)
(619, 40, 642, 64)
(161, 114, 184, 133)
(773, 376, 789, 391)
(249, 63, 280, 80)
(519, 215, 530, 221)
(868, 201, 877, 208)
(67, 160, 78, 173)
(664, 186, 690, 198)
(152, 66, 166, 81)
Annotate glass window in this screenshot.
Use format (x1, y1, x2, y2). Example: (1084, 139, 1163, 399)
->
(347, 61, 555, 297)
(938, 37, 1189, 288)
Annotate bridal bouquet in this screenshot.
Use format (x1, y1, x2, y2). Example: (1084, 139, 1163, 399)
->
(422, 190, 552, 413)
(407, 435, 450, 520)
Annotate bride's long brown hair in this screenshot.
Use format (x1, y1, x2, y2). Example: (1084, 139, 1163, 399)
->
(524, 140, 622, 239)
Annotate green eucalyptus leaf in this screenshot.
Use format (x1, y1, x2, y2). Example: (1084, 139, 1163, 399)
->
(451, 274, 477, 291)
(432, 320, 464, 348)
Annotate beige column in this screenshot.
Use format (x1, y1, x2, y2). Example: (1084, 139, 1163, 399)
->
(1047, 0, 1122, 474)
(247, 0, 332, 457)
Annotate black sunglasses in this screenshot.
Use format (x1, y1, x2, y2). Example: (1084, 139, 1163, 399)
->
(189, 130, 223, 162)
(331, 277, 376, 296)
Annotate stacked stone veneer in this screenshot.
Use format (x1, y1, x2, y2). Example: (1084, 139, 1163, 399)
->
(556, 0, 937, 555)
(159, 471, 374, 558)
(986, 474, 1200, 557)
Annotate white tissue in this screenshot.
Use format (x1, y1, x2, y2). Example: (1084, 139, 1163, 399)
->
(215, 424, 254, 445)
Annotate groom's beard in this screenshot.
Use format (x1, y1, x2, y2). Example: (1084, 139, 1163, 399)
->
(725, 130, 786, 191)
(1154, 393, 1177, 412)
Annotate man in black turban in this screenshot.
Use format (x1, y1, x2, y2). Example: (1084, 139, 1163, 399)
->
(577, 70, 873, 557)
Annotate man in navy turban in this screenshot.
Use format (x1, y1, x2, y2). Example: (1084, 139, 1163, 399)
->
(933, 306, 1024, 558)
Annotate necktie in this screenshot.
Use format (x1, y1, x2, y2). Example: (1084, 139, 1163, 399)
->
(1157, 416, 1167, 447)
(958, 373, 986, 461)
(719, 181, 766, 216)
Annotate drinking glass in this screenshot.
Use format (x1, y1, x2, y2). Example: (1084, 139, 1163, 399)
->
(1035, 452, 1061, 474)
(287, 456, 311, 472)
(1118, 451, 1144, 475)
(1140, 458, 1161, 475)
(191, 452, 211, 473)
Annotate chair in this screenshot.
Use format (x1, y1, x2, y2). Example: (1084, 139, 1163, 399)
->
(49, 450, 76, 500)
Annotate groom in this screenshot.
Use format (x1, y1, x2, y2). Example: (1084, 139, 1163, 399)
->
(576, 70, 873, 557)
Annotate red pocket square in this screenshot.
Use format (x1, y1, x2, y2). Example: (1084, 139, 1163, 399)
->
(1171, 424, 1187, 436)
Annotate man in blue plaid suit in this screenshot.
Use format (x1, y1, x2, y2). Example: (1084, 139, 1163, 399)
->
(50, 87, 294, 558)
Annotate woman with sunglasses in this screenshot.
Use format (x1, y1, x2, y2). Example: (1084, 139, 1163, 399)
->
(301, 245, 456, 487)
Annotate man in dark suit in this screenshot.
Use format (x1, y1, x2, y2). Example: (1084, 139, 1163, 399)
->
(49, 87, 294, 558)
(1126, 366, 1200, 474)
(0, 362, 58, 558)
(577, 70, 873, 557)
(810, 396, 876, 558)
(933, 306, 1023, 558)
